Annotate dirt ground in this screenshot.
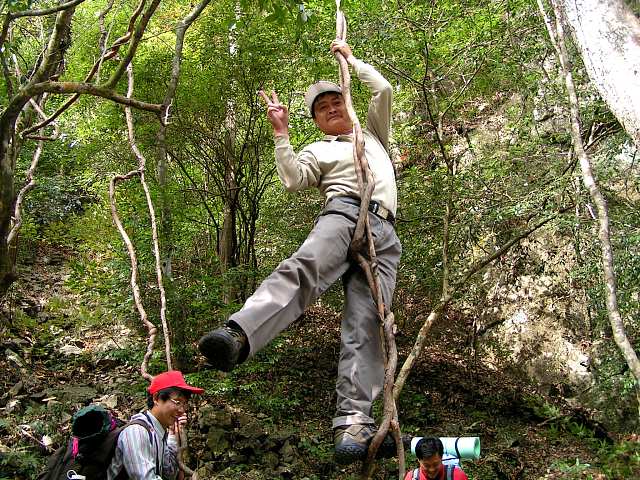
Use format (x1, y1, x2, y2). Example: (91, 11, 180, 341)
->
(1, 243, 635, 479)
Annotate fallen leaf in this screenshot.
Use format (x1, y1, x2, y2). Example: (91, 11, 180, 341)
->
(60, 345, 84, 355)
(96, 394, 118, 409)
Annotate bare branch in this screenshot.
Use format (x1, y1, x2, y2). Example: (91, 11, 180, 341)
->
(27, 97, 59, 138)
(440, 59, 485, 119)
(169, 150, 220, 231)
(107, 66, 165, 382)
(8, 0, 87, 19)
(20, 0, 147, 137)
(96, 0, 116, 83)
(22, 107, 59, 139)
(104, 0, 162, 89)
(9, 80, 163, 120)
(7, 139, 41, 247)
(109, 168, 155, 382)
(123, 63, 173, 372)
(20, 93, 78, 137)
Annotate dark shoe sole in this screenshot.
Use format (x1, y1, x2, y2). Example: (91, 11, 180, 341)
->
(335, 443, 367, 464)
(334, 434, 399, 464)
(198, 331, 237, 372)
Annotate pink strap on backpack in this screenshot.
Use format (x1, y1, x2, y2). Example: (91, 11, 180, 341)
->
(71, 437, 79, 457)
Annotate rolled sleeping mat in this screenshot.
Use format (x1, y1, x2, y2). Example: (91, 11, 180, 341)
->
(410, 437, 481, 460)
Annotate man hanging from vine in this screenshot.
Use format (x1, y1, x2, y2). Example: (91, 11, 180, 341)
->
(198, 39, 400, 465)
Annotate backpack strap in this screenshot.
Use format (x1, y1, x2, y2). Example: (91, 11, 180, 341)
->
(445, 464, 454, 480)
(124, 418, 159, 475)
(125, 418, 154, 437)
(453, 438, 462, 460)
(412, 468, 420, 480)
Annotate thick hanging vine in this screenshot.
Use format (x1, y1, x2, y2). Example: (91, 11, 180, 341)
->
(333, 2, 405, 478)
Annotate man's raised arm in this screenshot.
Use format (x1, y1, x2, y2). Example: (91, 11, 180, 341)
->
(330, 40, 392, 152)
(257, 90, 321, 192)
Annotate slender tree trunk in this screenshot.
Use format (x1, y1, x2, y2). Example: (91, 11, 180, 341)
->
(219, 129, 238, 302)
(219, 2, 241, 303)
(219, 166, 237, 270)
(555, 0, 640, 147)
(219, 109, 238, 275)
(157, 156, 173, 280)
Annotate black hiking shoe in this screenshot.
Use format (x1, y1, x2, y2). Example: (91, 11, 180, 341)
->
(334, 424, 399, 464)
(198, 324, 248, 372)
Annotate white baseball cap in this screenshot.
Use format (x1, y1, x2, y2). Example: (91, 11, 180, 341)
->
(304, 81, 342, 116)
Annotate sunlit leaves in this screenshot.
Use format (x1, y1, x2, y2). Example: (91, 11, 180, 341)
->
(5, 0, 33, 13)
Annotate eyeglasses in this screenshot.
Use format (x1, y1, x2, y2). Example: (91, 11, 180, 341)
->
(169, 398, 188, 409)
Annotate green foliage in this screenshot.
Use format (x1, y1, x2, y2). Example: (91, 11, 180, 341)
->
(4, 1, 640, 478)
(598, 438, 640, 478)
(551, 458, 592, 476)
(0, 402, 72, 479)
(525, 394, 640, 477)
(4, 0, 33, 11)
(0, 448, 42, 480)
(190, 335, 314, 421)
(52, 204, 131, 311)
(298, 436, 334, 462)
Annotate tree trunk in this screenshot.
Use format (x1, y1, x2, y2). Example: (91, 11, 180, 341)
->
(0, 7, 75, 296)
(219, 128, 238, 303)
(219, 116, 238, 275)
(556, 0, 640, 146)
(0, 125, 17, 295)
(219, 3, 241, 303)
(540, 0, 640, 410)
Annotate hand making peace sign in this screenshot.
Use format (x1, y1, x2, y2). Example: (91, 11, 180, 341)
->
(258, 90, 289, 137)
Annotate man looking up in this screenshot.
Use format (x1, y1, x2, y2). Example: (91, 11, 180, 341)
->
(198, 39, 400, 464)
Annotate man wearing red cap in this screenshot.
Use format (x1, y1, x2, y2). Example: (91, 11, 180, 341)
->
(107, 371, 204, 480)
(199, 39, 400, 464)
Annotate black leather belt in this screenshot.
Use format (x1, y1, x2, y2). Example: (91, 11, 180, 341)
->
(335, 196, 395, 225)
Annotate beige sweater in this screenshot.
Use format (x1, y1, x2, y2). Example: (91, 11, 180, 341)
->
(273, 59, 397, 216)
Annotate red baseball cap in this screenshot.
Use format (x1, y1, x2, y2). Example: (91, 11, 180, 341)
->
(148, 370, 204, 395)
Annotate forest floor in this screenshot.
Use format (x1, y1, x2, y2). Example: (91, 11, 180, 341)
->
(1, 241, 637, 480)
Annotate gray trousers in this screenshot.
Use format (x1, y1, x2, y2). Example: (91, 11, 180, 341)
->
(230, 196, 401, 428)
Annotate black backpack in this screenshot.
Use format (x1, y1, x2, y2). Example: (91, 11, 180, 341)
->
(37, 405, 153, 480)
(411, 464, 456, 480)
